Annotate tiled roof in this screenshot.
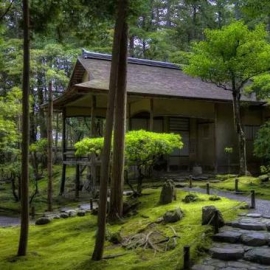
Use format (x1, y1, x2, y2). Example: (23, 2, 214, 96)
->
(76, 50, 259, 102)
(52, 50, 262, 109)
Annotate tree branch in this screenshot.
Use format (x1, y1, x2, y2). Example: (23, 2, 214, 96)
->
(0, 0, 14, 21)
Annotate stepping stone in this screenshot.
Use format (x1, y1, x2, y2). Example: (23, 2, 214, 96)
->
(247, 213, 262, 218)
(240, 232, 269, 246)
(244, 247, 270, 265)
(213, 231, 242, 243)
(231, 221, 266, 231)
(210, 246, 244, 260)
(192, 265, 215, 270)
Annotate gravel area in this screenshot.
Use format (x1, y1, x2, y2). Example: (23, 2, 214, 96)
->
(183, 187, 270, 217)
(0, 216, 20, 227)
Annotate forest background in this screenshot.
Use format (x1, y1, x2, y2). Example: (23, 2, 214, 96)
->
(1, 0, 270, 260)
(1, 0, 270, 177)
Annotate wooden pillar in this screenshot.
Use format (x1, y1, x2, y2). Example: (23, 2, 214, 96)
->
(60, 108, 66, 195)
(128, 103, 132, 131)
(91, 95, 97, 137)
(149, 98, 154, 131)
(75, 162, 80, 198)
(90, 95, 97, 189)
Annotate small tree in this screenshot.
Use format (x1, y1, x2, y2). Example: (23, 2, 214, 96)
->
(184, 21, 270, 175)
(75, 130, 183, 195)
(125, 130, 183, 194)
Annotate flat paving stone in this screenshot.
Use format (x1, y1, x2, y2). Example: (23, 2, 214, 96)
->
(213, 231, 242, 243)
(192, 257, 270, 270)
(244, 247, 270, 265)
(231, 221, 266, 231)
(210, 246, 245, 260)
(247, 213, 262, 218)
(241, 232, 269, 246)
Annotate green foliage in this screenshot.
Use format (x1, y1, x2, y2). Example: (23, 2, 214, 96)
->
(125, 130, 183, 167)
(253, 121, 270, 160)
(245, 73, 270, 100)
(75, 137, 104, 157)
(0, 87, 21, 153)
(260, 165, 270, 174)
(224, 147, 233, 154)
(184, 21, 270, 91)
(0, 188, 243, 270)
(75, 130, 183, 167)
(29, 138, 47, 153)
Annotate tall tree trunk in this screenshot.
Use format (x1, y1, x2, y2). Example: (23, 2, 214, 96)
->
(47, 81, 53, 211)
(232, 90, 247, 176)
(17, 0, 30, 257)
(108, 21, 128, 222)
(91, 0, 128, 261)
(37, 77, 47, 139)
(53, 113, 59, 164)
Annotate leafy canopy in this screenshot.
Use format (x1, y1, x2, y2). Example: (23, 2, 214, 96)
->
(253, 121, 270, 160)
(184, 21, 270, 91)
(75, 130, 183, 167)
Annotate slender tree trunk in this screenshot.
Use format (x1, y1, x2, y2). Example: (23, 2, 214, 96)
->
(108, 21, 128, 222)
(47, 81, 53, 211)
(17, 0, 30, 256)
(37, 82, 47, 139)
(232, 90, 247, 176)
(91, 0, 128, 261)
(53, 113, 59, 164)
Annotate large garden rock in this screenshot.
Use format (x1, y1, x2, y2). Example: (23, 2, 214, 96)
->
(35, 217, 51, 225)
(202, 206, 224, 227)
(163, 208, 184, 223)
(159, 179, 176, 204)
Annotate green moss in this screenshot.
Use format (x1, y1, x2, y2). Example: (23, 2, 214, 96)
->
(0, 188, 244, 270)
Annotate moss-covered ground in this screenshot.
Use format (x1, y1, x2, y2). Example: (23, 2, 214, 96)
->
(193, 175, 270, 200)
(0, 188, 244, 270)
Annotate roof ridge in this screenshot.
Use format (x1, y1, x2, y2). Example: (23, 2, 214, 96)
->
(81, 48, 180, 70)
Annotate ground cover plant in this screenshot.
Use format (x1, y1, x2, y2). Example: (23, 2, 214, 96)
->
(186, 175, 270, 200)
(0, 188, 244, 270)
(0, 165, 83, 216)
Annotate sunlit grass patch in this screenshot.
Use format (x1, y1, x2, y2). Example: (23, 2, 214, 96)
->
(0, 188, 245, 270)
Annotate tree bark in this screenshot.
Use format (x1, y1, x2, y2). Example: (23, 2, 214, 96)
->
(17, 0, 30, 256)
(47, 81, 53, 211)
(108, 20, 128, 222)
(232, 90, 247, 175)
(91, 0, 128, 261)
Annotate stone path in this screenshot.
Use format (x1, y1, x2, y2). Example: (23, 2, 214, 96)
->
(187, 187, 270, 270)
(0, 216, 21, 227)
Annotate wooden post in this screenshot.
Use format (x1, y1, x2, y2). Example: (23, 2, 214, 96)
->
(214, 210, 219, 234)
(235, 178, 239, 193)
(75, 163, 80, 198)
(31, 206, 35, 220)
(251, 190, 256, 209)
(60, 109, 66, 195)
(206, 182, 210, 195)
(183, 245, 190, 269)
(189, 176, 193, 188)
(47, 81, 53, 211)
(149, 98, 154, 131)
(90, 199, 93, 210)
